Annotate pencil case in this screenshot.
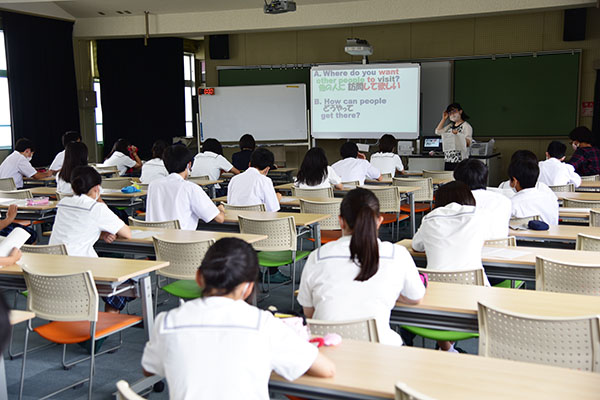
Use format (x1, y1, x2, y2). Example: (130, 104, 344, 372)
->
(26, 197, 49, 206)
(121, 186, 141, 193)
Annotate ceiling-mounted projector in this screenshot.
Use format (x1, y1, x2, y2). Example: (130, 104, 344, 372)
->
(264, 0, 297, 14)
(344, 38, 373, 56)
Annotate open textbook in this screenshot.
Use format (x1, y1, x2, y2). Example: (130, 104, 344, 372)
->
(0, 227, 30, 257)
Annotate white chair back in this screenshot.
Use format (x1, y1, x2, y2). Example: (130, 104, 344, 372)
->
(418, 268, 486, 286)
(563, 198, 600, 209)
(392, 177, 433, 202)
(291, 186, 334, 198)
(152, 237, 215, 280)
(484, 237, 517, 247)
(591, 209, 600, 227)
(299, 199, 340, 230)
(422, 170, 454, 180)
(101, 177, 131, 190)
(238, 215, 297, 252)
(223, 203, 266, 212)
(307, 318, 379, 343)
(535, 255, 600, 296)
(549, 183, 574, 192)
(21, 244, 68, 255)
(0, 189, 33, 199)
(0, 178, 17, 191)
(128, 217, 181, 229)
(395, 383, 437, 400)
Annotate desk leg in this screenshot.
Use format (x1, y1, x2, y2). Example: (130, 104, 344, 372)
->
(210, 185, 216, 199)
(314, 223, 321, 249)
(139, 275, 154, 339)
(0, 353, 7, 400)
(409, 192, 415, 238)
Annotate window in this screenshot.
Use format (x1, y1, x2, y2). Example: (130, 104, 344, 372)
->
(0, 31, 12, 148)
(183, 53, 195, 138)
(93, 78, 103, 143)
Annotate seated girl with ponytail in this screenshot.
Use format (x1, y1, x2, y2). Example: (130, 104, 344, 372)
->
(297, 188, 425, 346)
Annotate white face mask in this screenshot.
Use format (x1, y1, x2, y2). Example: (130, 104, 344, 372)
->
(449, 113, 460, 122)
(572, 142, 579, 151)
(26, 156, 32, 162)
(240, 282, 250, 298)
(94, 186, 103, 201)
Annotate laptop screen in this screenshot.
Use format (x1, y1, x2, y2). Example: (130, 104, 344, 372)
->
(423, 137, 441, 150)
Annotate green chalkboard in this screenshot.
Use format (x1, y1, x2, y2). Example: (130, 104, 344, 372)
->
(453, 53, 579, 137)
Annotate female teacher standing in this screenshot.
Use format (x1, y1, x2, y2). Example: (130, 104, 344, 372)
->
(435, 103, 473, 171)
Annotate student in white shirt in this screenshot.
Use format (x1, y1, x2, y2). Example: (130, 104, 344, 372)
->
(538, 141, 581, 188)
(142, 237, 335, 399)
(0, 138, 52, 188)
(294, 147, 343, 190)
(509, 157, 559, 225)
(453, 159, 511, 239)
(0, 204, 23, 265)
(49, 166, 132, 313)
(190, 138, 240, 197)
(49, 130, 81, 174)
(140, 140, 169, 184)
(370, 134, 404, 176)
(331, 142, 381, 185)
(434, 103, 473, 171)
(298, 188, 425, 346)
(102, 139, 142, 175)
(497, 150, 557, 198)
(412, 181, 488, 352)
(147, 145, 225, 230)
(228, 147, 282, 212)
(56, 142, 88, 195)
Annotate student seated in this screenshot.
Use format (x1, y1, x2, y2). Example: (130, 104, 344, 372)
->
(231, 133, 255, 171)
(497, 150, 556, 198)
(0, 138, 52, 188)
(190, 138, 240, 197)
(142, 237, 335, 399)
(331, 142, 381, 185)
(49, 130, 81, 174)
(228, 147, 281, 212)
(538, 140, 581, 188)
(453, 159, 511, 239)
(147, 145, 225, 230)
(102, 138, 142, 175)
(0, 204, 37, 245)
(370, 134, 404, 176)
(294, 147, 343, 190)
(509, 157, 559, 225)
(140, 140, 169, 184)
(56, 142, 88, 195)
(49, 166, 132, 313)
(298, 188, 425, 346)
(567, 126, 600, 177)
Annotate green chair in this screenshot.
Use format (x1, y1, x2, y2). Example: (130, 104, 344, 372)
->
(238, 215, 310, 308)
(484, 236, 525, 289)
(402, 268, 484, 348)
(152, 237, 214, 315)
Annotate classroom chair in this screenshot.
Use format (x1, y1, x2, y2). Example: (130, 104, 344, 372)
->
(290, 186, 334, 198)
(55, 191, 73, 200)
(362, 186, 409, 241)
(299, 199, 342, 244)
(152, 237, 214, 315)
(0, 177, 17, 191)
(238, 215, 310, 308)
(549, 183, 575, 193)
(19, 266, 143, 400)
(116, 380, 146, 400)
(102, 177, 132, 190)
(563, 198, 600, 209)
(395, 382, 437, 400)
(223, 203, 267, 211)
(536, 255, 600, 296)
(341, 180, 360, 187)
(307, 318, 379, 342)
(401, 268, 482, 348)
(393, 177, 433, 214)
(576, 233, 600, 251)
(477, 301, 600, 372)
(128, 217, 181, 229)
(380, 172, 393, 180)
(0, 189, 33, 199)
(92, 164, 119, 177)
(422, 170, 454, 181)
(591, 209, 600, 227)
(580, 174, 600, 182)
(483, 237, 525, 289)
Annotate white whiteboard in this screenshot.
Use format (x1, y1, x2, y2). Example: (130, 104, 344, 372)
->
(199, 84, 308, 142)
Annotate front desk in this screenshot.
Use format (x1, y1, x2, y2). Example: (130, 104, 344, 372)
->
(405, 153, 502, 186)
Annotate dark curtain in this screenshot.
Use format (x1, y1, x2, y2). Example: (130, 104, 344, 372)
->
(96, 38, 185, 160)
(593, 69, 600, 148)
(2, 11, 80, 167)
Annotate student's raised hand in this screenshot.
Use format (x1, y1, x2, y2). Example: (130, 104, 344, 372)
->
(442, 111, 449, 120)
(6, 204, 17, 223)
(357, 152, 366, 160)
(100, 231, 117, 243)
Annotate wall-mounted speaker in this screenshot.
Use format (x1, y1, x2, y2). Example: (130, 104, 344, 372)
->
(563, 8, 587, 42)
(209, 35, 230, 60)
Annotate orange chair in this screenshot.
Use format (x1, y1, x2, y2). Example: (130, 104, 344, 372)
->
(19, 266, 142, 400)
(394, 177, 434, 214)
(299, 199, 342, 244)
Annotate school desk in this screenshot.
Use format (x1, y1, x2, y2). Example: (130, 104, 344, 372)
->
(391, 281, 600, 333)
(365, 177, 452, 186)
(186, 178, 224, 198)
(1, 311, 35, 400)
(397, 239, 600, 281)
(509, 224, 600, 248)
(267, 167, 296, 183)
(269, 339, 600, 400)
(29, 186, 148, 206)
(212, 195, 342, 209)
(559, 207, 593, 224)
(555, 192, 600, 201)
(0, 253, 168, 339)
(94, 226, 267, 257)
(22, 175, 56, 188)
(577, 180, 600, 192)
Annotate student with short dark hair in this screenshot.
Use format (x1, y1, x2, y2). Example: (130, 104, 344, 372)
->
(228, 147, 282, 212)
(370, 134, 404, 176)
(50, 166, 132, 312)
(331, 142, 381, 184)
(538, 140, 581, 187)
(509, 158, 559, 225)
(140, 140, 169, 184)
(56, 142, 88, 194)
(454, 159, 511, 239)
(567, 126, 600, 176)
(232, 133, 256, 171)
(0, 138, 52, 188)
(142, 237, 335, 399)
(49, 130, 82, 173)
(102, 138, 142, 175)
(497, 150, 556, 198)
(298, 188, 425, 346)
(146, 145, 225, 229)
(190, 138, 240, 195)
(295, 147, 343, 190)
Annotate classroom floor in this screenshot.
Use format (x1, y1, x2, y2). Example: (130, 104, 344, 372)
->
(5, 216, 478, 399)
